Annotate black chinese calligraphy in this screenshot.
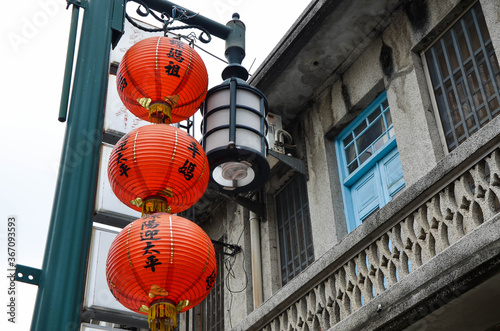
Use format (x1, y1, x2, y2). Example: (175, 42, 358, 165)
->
(178, 159, 196, 180)
(113, 139, 130, 177)
(206, 269, 216, 290)
(164, 61, 181, 77)
(140, 217, 162, 272)
(167, 48, 184, 63)
(118, 73, 127, 92)
(188, 142, 201, 158)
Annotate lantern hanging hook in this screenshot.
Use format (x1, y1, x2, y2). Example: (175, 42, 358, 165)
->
(163, 24, 212, 43)
(183, 32, 198, 47)
(170, 5, 199, 21)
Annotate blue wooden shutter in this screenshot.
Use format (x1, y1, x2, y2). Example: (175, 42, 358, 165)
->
(380, 148, 405, 199)
(351, 167, 382, 224)
(349, 147, 404, 226)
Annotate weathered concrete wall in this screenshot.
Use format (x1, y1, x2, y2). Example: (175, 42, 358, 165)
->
(382, 0, 476, 186)
(260, 195, 281, 301)
(198, 199, 254, 329)
(303, 91, 345, 257)
(481, 0, 500, 60)
(342, 38, 385, 110)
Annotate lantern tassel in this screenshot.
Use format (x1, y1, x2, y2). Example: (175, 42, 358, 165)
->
(148, 302, 178, 331)
(136, 95, 180, 124)
(142, 197, 172, 216)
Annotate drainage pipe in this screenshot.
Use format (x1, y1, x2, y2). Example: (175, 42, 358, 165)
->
(250, 209, 263, 308)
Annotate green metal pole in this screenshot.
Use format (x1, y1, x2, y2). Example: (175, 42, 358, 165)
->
(31, 0, 116, 330)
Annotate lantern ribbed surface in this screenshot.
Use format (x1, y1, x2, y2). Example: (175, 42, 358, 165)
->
(108, 124, 209, 214)
(106, 213, 217, 327)
(116, 36, 208, 124)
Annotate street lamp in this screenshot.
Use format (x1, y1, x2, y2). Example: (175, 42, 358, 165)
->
(201, 14, 270, 194)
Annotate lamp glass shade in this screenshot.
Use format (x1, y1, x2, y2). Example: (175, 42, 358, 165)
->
(212, 161, 255, 187)
(201, 78, 270, 194)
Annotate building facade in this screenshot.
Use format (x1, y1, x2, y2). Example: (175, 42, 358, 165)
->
(178, 0, 500, 330)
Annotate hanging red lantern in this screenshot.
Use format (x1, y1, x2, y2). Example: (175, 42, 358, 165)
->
(116, 36, 208, 124)
(108, 124, 209, 215)
(106, 213, 217, 331)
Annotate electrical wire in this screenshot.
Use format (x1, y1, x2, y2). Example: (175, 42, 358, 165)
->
(193, 43, 228, 65)
(224, 225, 249, 329)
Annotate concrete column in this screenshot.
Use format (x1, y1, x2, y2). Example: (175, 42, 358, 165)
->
(480, 0, 500, 59)
(303, 85, 345, 255)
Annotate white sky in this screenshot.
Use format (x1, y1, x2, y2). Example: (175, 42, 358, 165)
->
(0, 0, 310, 330)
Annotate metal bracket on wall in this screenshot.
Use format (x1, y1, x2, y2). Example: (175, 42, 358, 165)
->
(66, 0, 85, 8)
(110, 0, 126, 49)
(268, 149, 308, 178)
(15, 264, 42, 286)
(224, 194, 266, 217)
(212, 240, 242, 256)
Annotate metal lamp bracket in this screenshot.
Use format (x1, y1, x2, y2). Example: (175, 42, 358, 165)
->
(221, 151, 309, 216)
(268, 149, 308, 178)
(234, 194, 266, 217)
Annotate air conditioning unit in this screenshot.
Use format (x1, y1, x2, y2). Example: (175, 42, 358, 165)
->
(266, 113, 284, 154)
(266, 113, 307, 176)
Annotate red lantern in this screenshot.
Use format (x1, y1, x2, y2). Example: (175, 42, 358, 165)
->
(117, 36, 208, 124)
(106, 213, 217, 331)
(108, 124, 209, 215)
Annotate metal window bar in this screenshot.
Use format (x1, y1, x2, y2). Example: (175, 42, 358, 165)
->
(299, 175, 314, 266)
(188, 244, 224, 331)
(470, 7, 500, 117)
(278, 186, 294, 282)
(205, 245, 224, 331)
(426, 48, 455, 148)
(278, 182, 294, 283)
(425, 2, 500, 151)
(460, 8, 487, 134)
(292, 183, 302, 275)
(441, 34, 470, 144)
(276, 175, 314, 285)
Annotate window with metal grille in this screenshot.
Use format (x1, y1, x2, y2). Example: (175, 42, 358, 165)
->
(276, 174, 314, 285)
(424, 1, 500, 152)
(186, 242, 224, 331)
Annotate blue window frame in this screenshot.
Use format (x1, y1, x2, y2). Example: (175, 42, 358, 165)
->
(336, 92, 405, 232)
